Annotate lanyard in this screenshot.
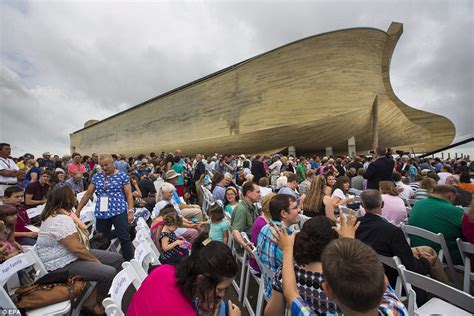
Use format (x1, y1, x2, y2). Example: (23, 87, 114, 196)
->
(0, 158, 13, 169)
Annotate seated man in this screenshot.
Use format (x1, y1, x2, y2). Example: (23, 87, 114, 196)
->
(278, 173, 300, 201)
(257, 194, 301, 299)
(231, 182, 260, 253)
(408, 184, 464, 265)
(446, 175, 472, 207)
(65, 172, 85, 194)
(356, 189, 449, 287)
(24, 170, 51, 209)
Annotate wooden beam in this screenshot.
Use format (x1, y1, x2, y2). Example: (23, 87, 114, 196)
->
(371, 95, 379, 150)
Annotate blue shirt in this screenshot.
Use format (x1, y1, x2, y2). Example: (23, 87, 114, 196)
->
(92, 171, 130, 219)
(115, 160, 129, 173)
(257, 220, 293, 299)
(212, 184, 226, 202)
(209, 220, 229, 242)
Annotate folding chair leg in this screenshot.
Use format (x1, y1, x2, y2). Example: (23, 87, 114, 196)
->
(255, 279, 265, 316)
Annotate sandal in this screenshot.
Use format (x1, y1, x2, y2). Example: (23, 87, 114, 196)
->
(82, 303, 105, 315)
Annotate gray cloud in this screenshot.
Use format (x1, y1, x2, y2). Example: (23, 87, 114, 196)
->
(0, 0, 472, 157)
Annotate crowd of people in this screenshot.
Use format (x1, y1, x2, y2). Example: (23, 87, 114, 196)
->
(0, 141, 473, 315)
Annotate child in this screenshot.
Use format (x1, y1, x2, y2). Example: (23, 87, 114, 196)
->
(0, 205, 23, 262)
(208, 204, 229, 244)
(159, 213, 189, 265)
(150, 204, 179, 252)
(4, 186, 37, 245)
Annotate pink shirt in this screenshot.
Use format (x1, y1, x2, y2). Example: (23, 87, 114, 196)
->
(381, 194, 407, 226)
(67, 163, 86, 177)
(127, 264, 195, 316)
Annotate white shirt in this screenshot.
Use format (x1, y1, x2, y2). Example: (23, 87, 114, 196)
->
(269, 160, 282, 175)
(0, 157, 19, 184)
(260, 186, 273, 198)
(396, 181, 414, 199)
(437, 172, 452, 184)
(331, 188, 347, 205)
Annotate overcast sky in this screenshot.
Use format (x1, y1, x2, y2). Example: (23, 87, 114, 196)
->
(1, 0, 473, 158)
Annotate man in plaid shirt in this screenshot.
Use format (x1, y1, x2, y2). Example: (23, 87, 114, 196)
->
(257, 194, 301, 299)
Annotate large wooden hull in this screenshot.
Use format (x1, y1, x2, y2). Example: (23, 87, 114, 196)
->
(70, 22, 455, 156)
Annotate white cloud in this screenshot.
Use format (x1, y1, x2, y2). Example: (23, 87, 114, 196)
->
(0, 0, 472, 157)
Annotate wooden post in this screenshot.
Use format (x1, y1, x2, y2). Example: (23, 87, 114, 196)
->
(371, 96, 379, 150)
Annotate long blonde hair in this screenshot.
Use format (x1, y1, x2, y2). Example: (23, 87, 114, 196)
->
(379, 181, 399, 196)
(303, 175, 326, 213)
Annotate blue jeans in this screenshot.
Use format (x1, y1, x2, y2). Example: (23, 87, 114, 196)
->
(96, 211, 133, 261)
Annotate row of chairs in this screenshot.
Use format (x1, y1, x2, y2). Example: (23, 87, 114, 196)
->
(101, 218, 161, 315)
(379, 254, 473, 315)
(400, 223, 474, 295)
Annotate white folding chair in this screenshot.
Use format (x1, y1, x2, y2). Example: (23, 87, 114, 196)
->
(242, 245, 275, 316)
(132, 239, 160, 280)
(254, 243, 275, 316)
(456, 238, 474, 293)
(0, 249, 72, 315)
(230, 231, 248, 303)
(135, 226, 161, 259)
(377, 255, 405, 299)
(136, 217, 149, 231)
(102, 262, 143, 316)
(400, 223, 457, 284)
(397, 264, 474, 315)
(201, 185, 215, 213)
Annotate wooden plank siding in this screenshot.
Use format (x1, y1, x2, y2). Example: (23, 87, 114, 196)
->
(70, 22, 455, 156)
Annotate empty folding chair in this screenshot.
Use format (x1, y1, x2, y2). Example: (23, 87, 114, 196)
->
(0, 249, 72, 315)
(135, 226, 161, 259)
(102, 262, 143, 316)
(397, 264, 474, 315)
(400, 223, 457, 284)
(132, 239, 160, 280)
(456, 238, 474, 293)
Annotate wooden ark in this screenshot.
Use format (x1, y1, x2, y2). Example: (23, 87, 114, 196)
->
(70, 22, 455, 156)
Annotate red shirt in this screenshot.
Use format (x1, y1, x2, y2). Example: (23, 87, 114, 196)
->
(14, 205, 31, 242)
(67, 163, 86, 177)
(461, 214, 474, 272)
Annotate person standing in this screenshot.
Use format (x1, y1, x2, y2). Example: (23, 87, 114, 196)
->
(364, 147, 395, 190)
(76, 154, 134, 261)
(251, 155, 266, 183)
(0, 143, 23, 203)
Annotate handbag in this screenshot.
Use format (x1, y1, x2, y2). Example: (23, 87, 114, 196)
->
(14, 275, 86, 310)
(89, 231, 111, 250)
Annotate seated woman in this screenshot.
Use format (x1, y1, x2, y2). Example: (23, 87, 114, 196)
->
(249, 193, 276, 273)
(152, 184, 200, 244)
(415, 177, 436, 200)
(331, 176, 354, 207)
(35, 187, 123, 315)
(302, 176, 335, 221)
(127, 234, 241, 316)
(323, 173, 336, 196)
(265, 216, 341, 315)
(0, 205, 23, 263)
(379, 181, 407, 226)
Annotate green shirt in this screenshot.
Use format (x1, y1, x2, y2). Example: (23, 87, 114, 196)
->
(408, 195, 464, 264)
(171, 163, 184, 186)
(297, 163, 306, 182)
(231, 199, 258, 245)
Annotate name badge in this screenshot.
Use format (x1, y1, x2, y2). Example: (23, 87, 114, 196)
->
(100, 196, 109, 212)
